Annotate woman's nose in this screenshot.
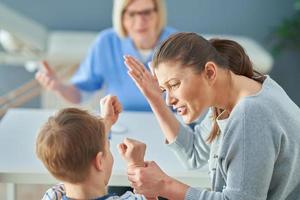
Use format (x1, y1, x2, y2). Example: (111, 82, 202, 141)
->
(165, 92, 177, 106)
(134, 15, 148, 27)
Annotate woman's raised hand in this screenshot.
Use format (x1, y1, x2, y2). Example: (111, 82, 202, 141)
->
(35, 61, 62, 91)
(124, 55, 162, 101)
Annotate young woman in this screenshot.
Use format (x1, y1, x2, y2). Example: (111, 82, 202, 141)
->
(124, 32, 300, 199)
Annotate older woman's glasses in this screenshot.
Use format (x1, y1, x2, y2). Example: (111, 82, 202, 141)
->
(124, 7, 157, 20)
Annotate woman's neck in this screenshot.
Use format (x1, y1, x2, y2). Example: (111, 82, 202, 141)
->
(134, 32, 159, 50)
(135, 39, 156, 50)
(216, 72, 262, 113)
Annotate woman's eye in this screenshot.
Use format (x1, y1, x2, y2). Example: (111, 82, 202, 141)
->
(170, 83, 179, 89)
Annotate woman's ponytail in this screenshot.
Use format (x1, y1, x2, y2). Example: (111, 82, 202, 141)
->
(210, 38, 265, 82)
(206, 39, 265, 143)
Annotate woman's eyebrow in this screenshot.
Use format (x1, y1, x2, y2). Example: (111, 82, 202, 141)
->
(163, 78, 177, 85)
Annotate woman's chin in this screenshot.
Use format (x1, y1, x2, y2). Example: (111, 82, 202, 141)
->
(182, 113, 199, 124)
(182, 115, 193, 124)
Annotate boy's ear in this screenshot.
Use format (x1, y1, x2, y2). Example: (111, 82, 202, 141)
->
(94, 151, 104, 171)
(203, 61, 217, 85)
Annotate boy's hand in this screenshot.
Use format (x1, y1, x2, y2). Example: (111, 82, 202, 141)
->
(118, 138, 146, 167)
(100, 95, 122, 130)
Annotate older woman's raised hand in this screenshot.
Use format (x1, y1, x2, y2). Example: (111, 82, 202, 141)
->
(124, 55, 162, 101)
(35, 61, 62, 92)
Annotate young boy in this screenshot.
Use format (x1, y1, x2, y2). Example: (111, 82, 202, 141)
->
(36, 95, 148, 200)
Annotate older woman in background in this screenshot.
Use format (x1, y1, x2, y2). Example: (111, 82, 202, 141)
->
(36, 0, 176, 111)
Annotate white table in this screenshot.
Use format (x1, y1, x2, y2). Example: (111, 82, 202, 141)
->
(0, 108, 210, 200)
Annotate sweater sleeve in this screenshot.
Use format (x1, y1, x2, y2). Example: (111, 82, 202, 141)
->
(184, 102, 279, 200)
(166, 110, 212, 169)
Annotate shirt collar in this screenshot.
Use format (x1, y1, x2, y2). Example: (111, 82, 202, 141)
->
(216, 110, 229, 134)
(121, 27, 170, 66)
(62, 193, 118, 200)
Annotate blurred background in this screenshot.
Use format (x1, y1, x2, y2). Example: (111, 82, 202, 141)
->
(0, 0, 299, 199)
(0, 0, 299, 110)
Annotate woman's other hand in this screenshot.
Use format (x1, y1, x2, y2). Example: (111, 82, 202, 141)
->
(127, 161, 169, 197)
(35, 61, 62, 92)
(128, 161, 189, 199)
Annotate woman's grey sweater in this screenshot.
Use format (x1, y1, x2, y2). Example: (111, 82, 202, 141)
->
(167, 76, 300, 199)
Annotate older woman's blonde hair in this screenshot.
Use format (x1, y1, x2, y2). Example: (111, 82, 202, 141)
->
(113, 0, 167, 38)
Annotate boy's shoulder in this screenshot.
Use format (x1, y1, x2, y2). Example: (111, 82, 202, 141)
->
(91, 191, 145, 200)
(42, 183, 65, 200)
(116, 191, 145, 200)
(42, 184, 145, 200)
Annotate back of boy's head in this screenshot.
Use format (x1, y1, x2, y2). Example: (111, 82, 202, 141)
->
(36, 108, 106, 183)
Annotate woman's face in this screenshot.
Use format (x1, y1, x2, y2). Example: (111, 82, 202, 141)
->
(123, 0, 159, 49)
(156, 62, 212, 124)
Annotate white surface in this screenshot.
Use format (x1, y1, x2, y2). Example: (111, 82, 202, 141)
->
(111, 123, 128, 134)
(0, 108, 210, 188)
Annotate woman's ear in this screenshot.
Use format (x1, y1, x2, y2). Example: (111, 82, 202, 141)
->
(203, 61, 217, 85)
(94, 151, 104, 171)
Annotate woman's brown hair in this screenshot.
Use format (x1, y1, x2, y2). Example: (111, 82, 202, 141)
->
(152, 32, 265, 142)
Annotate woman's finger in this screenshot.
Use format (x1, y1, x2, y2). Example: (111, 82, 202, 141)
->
(127, 71, 143, 86)
(35, 71, 42, 81)
(46, 76, 53, 85)
(131, 182, 141, 190)
(48, 81, 56, 89)
(40, 73, 48, 85)
(42, 61, 54, 75)
(125, 62, 141, 78)
(127, 56, 146, 72)
(124, 59, 143, 77)
(127, 166, 139, 176)
(124, 56, 144, 74)
(127, 173, 139, 183)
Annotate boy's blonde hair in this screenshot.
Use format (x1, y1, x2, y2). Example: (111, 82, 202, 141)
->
(36, 108, 106, 183)
(113, 0, 167, 38)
